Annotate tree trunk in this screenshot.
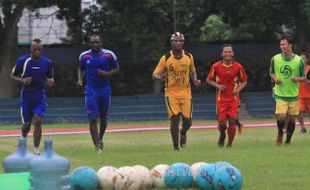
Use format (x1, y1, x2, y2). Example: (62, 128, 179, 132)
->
(0, 5, 25, 97)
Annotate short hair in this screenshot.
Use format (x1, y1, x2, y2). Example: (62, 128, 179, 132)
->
(281, 33, 294, 44)
(32, 38, 42, 44)
(300, 52, 309, 59)
(222, 43, 233, 51)
(170, 32, 185, 41)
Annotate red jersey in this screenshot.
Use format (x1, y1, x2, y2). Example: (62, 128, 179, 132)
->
(299, 64, 310, 98)
(207, 61, 247, 103)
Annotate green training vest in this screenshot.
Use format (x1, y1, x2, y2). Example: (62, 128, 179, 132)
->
(273, 54, 301, 99)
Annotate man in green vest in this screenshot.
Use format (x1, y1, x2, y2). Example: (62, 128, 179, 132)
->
(269, 34, 305, 145)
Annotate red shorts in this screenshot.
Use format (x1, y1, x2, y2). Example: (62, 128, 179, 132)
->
(217, 100, 239, 122)
(299, 98, 310, 113)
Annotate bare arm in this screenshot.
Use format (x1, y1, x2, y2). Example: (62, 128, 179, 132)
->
(233, 80, 247, 96)
(190, 72, 201, 87)
(206, 78, 226, 91)
(98, 67, 119, 78)
(10, 73, 32, 85)
(77, 68, 84, 87)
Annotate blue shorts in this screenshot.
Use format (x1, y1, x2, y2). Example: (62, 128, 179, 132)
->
(20, 93, 47, 124)
(85, 95, 110, 119)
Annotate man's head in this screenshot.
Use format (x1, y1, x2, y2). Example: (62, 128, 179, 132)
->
(170, 32, 184, 51)
(221, 43, 234, 62)
(300, 52, 309, 65)
(31, 38, 43, 60)
(89, 34, 101, 52)
(280, 34, 294, 55)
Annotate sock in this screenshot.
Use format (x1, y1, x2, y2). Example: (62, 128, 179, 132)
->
(218, 123, 227, 137)
(180, 118, 192, 135)
(286, 120, 295, 143)
(227, 125, 236, 145)
(277, 120, 286, 136)
(170, 115, 180, 148)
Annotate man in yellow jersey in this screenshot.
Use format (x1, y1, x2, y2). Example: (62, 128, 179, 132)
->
(269, 34, 305, 145)
(152, 32, 201, 150)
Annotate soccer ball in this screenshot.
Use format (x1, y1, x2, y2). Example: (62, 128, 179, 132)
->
(132, 165, 153, 189)
(114, 166, 138, 190)
(213, 165, 243, 190)
(164, 162, 193, 189)
(97, 166, 117, 190)
(196, 163, 216, 190)
(150, 164, 169, 188)
(214, 161, 232, 170)
(71, 166, 100, 190)
(191, 162, 208, 183)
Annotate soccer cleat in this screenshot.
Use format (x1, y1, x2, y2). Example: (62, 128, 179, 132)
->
(180, 133, 187, 148)
(174, 146, 180, 151)
(98, 141, 104, 150)
(285, 142, 291, 146)
(300, 128, 307, 134)
(276, 134, 283, 146)
(218, 135, 226, 148)
(226, 144, 232, 148)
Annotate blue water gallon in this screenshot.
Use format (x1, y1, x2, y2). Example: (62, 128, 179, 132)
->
(29, 139, 71, 190)
(2, 138, 36, 173)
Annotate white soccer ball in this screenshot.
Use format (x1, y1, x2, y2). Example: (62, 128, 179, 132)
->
(114, 166, 138, 190)
(191, 162, 208, 181)
(133, 165, 153, 189)
(150, 164, 169, 188)
(97, 166, 117, 190)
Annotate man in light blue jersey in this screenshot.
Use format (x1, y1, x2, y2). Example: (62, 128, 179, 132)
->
(77, 34, 119, 153)
(10, 38, 54, 155)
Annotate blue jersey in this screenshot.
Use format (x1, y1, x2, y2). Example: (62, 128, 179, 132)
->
(12, 54, 53, 96)
(79, 48, 119, 96)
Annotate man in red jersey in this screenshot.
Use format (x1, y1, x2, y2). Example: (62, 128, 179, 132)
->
(206, 44, 248, 148)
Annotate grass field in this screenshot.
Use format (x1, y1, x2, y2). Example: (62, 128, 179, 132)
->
(0, 121, 309, 190)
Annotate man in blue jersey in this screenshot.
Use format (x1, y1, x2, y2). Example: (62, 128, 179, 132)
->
(77, 34, 119, 153)
(10, 38, 54, 155)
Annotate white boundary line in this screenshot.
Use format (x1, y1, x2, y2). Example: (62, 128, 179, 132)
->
(0, 122, 309, 138)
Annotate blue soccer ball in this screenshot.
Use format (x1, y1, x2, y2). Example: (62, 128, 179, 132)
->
(214, 161, 232, 170)
(213, 165, 243, 190)
(70, 166, 100, 190)
(196, 163, 216, 190)
(164, 162, 193, 189)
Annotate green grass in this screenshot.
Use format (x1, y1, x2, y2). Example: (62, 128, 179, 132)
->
(1, 127, 309, 189)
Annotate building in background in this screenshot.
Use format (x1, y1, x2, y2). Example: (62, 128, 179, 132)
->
(17, 0, 97, 45)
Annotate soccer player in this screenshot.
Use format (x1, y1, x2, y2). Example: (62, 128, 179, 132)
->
(269, 34, 305, 145)
(77, 34, 119, 153)
(297, 52, 310, 133)
(152, 32, 201, 150)
(206, 44, 247, 148)
(10, 38, 54, 155)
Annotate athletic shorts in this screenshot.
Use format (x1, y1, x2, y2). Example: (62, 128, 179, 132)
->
(21, 93, 47, 124)
(165, 96, 192, 119)
(216, 100, 239, 122)
(299, 98, 310, 113)
(275, 99, 299, 115)
(85, 94, 110, 119)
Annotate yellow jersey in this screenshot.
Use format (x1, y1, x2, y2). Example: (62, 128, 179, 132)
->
(153, 50, 196, 98)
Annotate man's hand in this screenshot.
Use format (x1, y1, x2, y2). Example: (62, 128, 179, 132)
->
(76, 79, 83, 87)
(22, 77, 32, 85)
(46, 78, 54, 87)
(217, 84, 226, 92)
(98, 69, 110, 77)
(274, 78, 282, 84)
(193, 79, 201, 87)
(233, 88, 241, 96)
(291, 77, 299, 83)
